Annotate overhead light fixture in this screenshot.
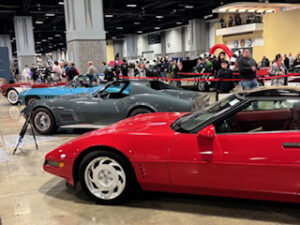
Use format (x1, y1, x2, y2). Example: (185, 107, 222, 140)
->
(36, 41, 41, 44)
(49, 46, 53, 48)
(176, 21, 183, 25)
(54, 34, 61, 37)
(126, 4, 137, 8)
(42, 39, 47, 42)
(105, 14, 114, 18)
(116, 27, 123, 30)
(154, 27, 160, 30)
(185, 5, 194, 9)
(59, 43, 64, 45)
(134, 21, 141, 25)
(156, 16, 164, 19)
(137, 31, 143, 34)
(46, 13, 55, 16)
(58, 2, 64, 5)
(35, 21, 44, 24)
(204, 14, 213, 19)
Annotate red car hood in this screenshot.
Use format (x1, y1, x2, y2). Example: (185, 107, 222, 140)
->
(84, 112, 187, 138)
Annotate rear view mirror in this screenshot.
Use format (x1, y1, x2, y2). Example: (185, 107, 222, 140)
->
(198, 125, 216, 139)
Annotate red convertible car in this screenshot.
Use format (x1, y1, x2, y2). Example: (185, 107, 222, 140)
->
(44, 87, 300, 204)
(0, 81, 66, 105)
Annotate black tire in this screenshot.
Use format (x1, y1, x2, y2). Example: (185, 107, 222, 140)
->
(31, 108, 57, 134)
(26, 96, 40, 106)
(129, 107, 152, 117)
(79, 150, 136, 204)
(197, 81, 208, 92)
(7, 89, 19, 105)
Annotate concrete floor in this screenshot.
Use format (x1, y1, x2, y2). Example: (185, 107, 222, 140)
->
(1, 93, 300, 225)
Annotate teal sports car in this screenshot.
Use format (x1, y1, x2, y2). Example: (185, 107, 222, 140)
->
(18, 75, 104, 105)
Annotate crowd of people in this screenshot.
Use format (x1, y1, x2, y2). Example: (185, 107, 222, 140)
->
(10, 50, 300, 94)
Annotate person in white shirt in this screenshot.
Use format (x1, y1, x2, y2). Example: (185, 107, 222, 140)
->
(22, 65, 31, 82)
(289, 52, 295, 68)
(52, 60, 63, 80)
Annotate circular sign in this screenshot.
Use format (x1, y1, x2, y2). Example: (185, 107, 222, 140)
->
(233, 40, 239, 48)
(240, 39, 245, 47)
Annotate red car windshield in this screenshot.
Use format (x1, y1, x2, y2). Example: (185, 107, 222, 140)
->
(172, 95, 241, 132)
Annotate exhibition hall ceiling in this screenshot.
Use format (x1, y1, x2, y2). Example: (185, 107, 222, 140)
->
(0, 0, 300, 54)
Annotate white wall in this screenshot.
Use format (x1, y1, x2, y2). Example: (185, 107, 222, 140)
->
(165, 28, 182, 54)
(137, 35, 162, 58)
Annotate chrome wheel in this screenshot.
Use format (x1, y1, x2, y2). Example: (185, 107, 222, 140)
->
(84, 157, 126, 200)
(197, 82, 206, 92)
(7, 89, 18, 105)
(34, 111, 51, 132)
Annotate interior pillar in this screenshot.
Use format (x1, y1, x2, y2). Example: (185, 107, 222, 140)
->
(64, 0, 106, 74)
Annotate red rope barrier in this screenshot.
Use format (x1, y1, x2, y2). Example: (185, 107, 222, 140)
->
(120, 73, 300, 82)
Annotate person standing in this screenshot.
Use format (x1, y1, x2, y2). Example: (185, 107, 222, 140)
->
(216, 61, 234, 93)
(261, 56, 270, 67)
(86, 61, 98, 75)
(120, 60, 128, 77)
(237, 49, 258, 90)
(52, 60, 63, 80)
(284, 54, 290, 70)
(31, 64, 38, 82)
(66, 62, 80, 81)
(288, 53, 295, 68)
(269, 54, 287, 86)
(22, 65, 31, 82)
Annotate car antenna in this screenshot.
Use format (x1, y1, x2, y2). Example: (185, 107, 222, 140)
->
(13, 112, 38, 155)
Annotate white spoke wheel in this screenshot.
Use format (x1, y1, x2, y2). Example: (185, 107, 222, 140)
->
(32, 108, 57, 135)
(7, 89, 19, 105)
(79, 151, 135, 204)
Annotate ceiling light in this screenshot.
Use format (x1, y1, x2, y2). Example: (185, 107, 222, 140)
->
(134, 22, 141, 25)
(137, 31, 143, 34)
(54, 34, 61, 37)
(204, 14, 213, 19)
(185, 5, 194, 9)
(116, 27, 123, 30)
(154, 27, 160, 30)
(59, 43, 64, 45)
(58, 2, 64, 5)
(46, 13, 55, 16)
(49, 46, 53, 48)
(42, 39, 47, 42)
(36, 41, 41, 44)
(156, 16, 164, 19)
(176, 21, 183, 25)
(126, 4, 137, 8)
(105, 14, 114, 18)
(48, 37, 53, 40)
(35, 21, 43, 24)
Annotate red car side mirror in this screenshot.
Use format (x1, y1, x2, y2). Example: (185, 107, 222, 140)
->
(198, 125, 216, 139)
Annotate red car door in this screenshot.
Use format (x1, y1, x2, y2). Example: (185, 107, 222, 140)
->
(215, 131, 300, 195)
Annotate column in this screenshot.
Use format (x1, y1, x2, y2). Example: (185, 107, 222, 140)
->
(52, 51, 58, 61)
(160, 31, 166, 57)
(124, 35, 138, 60)
(64, 0, 106, 73)
(0, 35, 12, 60)
(14, 16, 35, 71)
(188, 19, 209, 58)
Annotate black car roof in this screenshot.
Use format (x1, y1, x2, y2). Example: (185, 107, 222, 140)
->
(238, 87, 300, 98)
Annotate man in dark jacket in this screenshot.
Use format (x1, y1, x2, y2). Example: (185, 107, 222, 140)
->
(66, 62, 80, 81)
(237, 49, 258, 90)
(216, 61, 234, 93)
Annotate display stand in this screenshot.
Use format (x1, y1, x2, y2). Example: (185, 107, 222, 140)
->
(13, 113, 38, 155)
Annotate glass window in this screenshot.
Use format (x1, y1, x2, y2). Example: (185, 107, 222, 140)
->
(215, 99, 300, 133)
(172, 95, 241, 132)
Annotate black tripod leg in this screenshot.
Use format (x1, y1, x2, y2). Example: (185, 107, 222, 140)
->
(30, 123, 38, 150)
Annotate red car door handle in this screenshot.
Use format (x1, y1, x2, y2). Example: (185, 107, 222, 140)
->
(283, 143, 300, 149)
